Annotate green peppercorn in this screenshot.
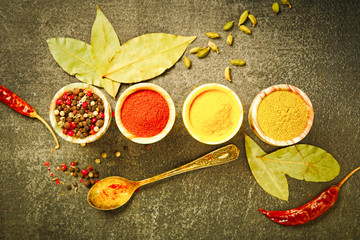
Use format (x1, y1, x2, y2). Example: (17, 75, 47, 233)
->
(74, 161, 79, 165)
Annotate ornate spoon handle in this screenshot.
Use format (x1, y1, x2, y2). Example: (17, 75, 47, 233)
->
(138, 144, 239, 186)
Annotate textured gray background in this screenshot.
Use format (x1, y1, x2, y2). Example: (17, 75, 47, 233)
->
(0, 0, 359, 239)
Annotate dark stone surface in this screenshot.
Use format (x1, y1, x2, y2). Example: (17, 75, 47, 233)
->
(0, 0, 359, 239)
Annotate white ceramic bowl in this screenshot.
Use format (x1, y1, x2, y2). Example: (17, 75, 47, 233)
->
(115, 83, 176, 144)
(248, 84, 314, 146)
(49, 83, 111, 144)
(182, 83, 243, 145)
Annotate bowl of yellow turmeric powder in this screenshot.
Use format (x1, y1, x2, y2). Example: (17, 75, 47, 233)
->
(249, 84, 314, 146)
(182, 83, 243, 145)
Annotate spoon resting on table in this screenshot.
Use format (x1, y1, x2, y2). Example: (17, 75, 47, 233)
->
(88, 144, 239, 210)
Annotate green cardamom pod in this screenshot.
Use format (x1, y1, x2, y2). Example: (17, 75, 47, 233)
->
(196, 47, 210, 58)
(205, 32, 220, 39)
(223, 21, 234, 31)
(208, 41, 219, 54)
(239, 25, 252, 35)
(238, 10, 249, 26)
(184, 56, 191, 69)
(248, 14, 257, 27)
(226, 33, 233, 46)
(230, 59, 246, 66)
(189, 47, 203, 54)
(272, 2, 280, 14)
(224, 67, 231, 82)
(280, 0, 291, 8)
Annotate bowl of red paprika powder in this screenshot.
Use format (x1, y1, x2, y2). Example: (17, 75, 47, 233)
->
(115, 83, 176, 144)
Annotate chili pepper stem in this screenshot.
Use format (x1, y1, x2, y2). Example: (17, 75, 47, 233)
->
(337, 166, 360, 188)
(30, 111, 60, 150)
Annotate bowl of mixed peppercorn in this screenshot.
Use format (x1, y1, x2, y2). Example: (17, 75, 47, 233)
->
(49, 83, 111, 144)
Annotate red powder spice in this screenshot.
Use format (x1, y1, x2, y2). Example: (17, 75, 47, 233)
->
(121, 90, 169, 137)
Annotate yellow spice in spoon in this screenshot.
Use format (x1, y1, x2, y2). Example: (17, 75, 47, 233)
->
(257, 91, 308, 141)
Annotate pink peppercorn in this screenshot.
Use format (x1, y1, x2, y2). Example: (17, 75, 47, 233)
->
(45, 162, 50, 166)
(92, 117, 97, 123)
(112, 111, 115, 118)
(69, 94, 75, 100)
(80, 179, 84, 183)
(62, 129, 68, 135)
(68, 130, 74, 137)
(81, 169, 89, 175)
(87, 91, 92, 97)
(90, 125, 95, 130)
(56, 99, 63, 105)
(70, 122, 77, 129)
(61, 165, 67, 171)
(65, 99, 72, 105)
(89, 130, 96, 135)
(95, 180, 99, 184)
(100, 112, 105, 119)
(50, 172, 54, 177)
(62, 93, 68, 100)
(56, 179, 60, 185)
(82, 102, 88, 109)
(70, 162, 75, 166)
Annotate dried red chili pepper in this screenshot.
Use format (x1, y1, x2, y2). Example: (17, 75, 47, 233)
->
(0, 85, 60, 149)
(259, 166, 360, 225)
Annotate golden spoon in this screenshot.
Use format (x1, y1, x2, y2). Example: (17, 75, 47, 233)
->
(88, 144, 239, 210)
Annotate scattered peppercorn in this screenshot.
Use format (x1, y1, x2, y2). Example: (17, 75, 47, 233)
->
(69, 167, 75, 172)
(87, 166, 93, 171)
(145, 144, 151, 150)
(115, 151, 121, 157)
(61, 164, 67, 171)
(80, 173, 84, 178)
(45, 162, 50, 166)
(73, 182, 78, 187)
(90, 179, 95, 185)
(74, 161, 79, 165)
(123, 146, 129, 151)
(95, 159, 101, 164)
(101, 153, 107, 158)
(73, 172, 78, 177)
(81, 169, 89, 175)
(66, 185, 72, 190)
(84, 180, 91, 188)
(94, 173, 99, 178)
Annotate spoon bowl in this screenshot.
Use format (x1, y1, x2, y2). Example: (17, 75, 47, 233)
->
(88, 144, 239, 210)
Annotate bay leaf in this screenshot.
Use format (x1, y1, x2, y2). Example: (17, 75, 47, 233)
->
(91, 6, 121, 76)
(47, 38, 102, 87)
(260, 145, 340, 182)
(104, 33, 196, 83)
(245, 135, 289, 201)
(102, 77, 121, 99)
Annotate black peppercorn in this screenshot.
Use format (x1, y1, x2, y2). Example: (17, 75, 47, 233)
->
(84, 180, 91, 188)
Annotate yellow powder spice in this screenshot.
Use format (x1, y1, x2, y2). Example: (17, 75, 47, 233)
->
(257, 91, 308, 141)
(189, 90, 240, 142)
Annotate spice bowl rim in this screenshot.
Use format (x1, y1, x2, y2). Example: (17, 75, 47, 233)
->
(115, 83, 176, 144)
(248, 84, 314, 146)
(182, 83, 244, 145)
(49, 83, 112, 144)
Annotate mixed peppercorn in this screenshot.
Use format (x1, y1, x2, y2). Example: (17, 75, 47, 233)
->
(54, 88, 105, 138)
